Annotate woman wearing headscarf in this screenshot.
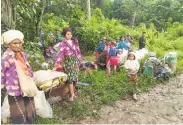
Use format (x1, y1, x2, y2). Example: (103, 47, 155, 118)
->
(1, 30, 36, 124)
(55, 28, 81, 102)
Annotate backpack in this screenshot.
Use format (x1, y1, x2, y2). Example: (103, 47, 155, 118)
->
(143, 55, 161, 76)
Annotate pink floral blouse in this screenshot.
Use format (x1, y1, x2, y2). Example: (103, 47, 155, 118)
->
(55, 39, 82, 67)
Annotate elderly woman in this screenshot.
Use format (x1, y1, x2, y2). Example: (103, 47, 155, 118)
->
(55, 28, 81, 102)
(1, 30, 36, 124)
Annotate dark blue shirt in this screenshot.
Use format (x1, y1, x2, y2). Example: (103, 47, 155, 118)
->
(109, 47, 117, 57)
(96, 41, 105, 53)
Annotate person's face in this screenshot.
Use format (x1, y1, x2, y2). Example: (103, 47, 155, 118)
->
(121, 37, 124, 41)
(9, 39, 23, 52)
(129, 54, 135, 60)
(103, 39, 107, 42)
(65, 31, 72, 40)
(142, 33, 146, 37)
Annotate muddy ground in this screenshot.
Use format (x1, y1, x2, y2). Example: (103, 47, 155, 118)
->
(79, 74, 183, 124)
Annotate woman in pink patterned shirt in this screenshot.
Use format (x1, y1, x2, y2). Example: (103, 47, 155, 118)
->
(55, 28, 81, 102)
(1, 30, 36, 124)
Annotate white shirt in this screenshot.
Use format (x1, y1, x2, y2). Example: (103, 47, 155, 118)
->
(124, 60, 140, 74)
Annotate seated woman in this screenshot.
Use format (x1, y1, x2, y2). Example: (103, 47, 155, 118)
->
(117, 35, 130, 51)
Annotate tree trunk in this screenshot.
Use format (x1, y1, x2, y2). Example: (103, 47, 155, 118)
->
(87, 0, 91, 20)
(36, 0, 46, 37)
(130, 11, 136, 30)
(12, 0, 17, 29)
(1, 0, 13, 32)
(96, 0, 103, 8)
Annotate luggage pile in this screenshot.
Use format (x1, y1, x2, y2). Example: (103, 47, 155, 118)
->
(33, 70, 69, 98)
(142, 52, 177, 80)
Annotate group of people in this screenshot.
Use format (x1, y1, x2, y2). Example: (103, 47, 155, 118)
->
(95, 33, 146, 94)
(1, 28, 82, 124)
(1, 28, 146, 124)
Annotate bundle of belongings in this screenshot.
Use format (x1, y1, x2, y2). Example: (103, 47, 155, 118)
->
(135, 48, 149, 61)
(162, 52, 177, 74)
(34, 70, 67, 92)
(143, 52, 171, 80)
(79, 61, 97, 70)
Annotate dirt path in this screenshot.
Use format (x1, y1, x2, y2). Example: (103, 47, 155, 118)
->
(79, 74, 183, 124)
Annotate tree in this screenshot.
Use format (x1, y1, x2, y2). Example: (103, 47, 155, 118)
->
(1, 0, 14, 32)
(87, 0, 91, 20)
(96, 0, 103, 8)
(112, 0, 149, 29)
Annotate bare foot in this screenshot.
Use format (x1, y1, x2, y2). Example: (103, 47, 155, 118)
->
(73, 95, 77, 99)
(69, 96, 74, 102)
(69, 95, 77, 102)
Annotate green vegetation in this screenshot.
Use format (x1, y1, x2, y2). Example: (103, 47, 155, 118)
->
(1, 0, 183, 124)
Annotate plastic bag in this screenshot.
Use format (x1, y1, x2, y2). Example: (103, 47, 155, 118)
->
(33, 70, 67, 86)
(135, 48, 148, 61)
(1, 95, 10, 123)
(34, 91, 53, 118)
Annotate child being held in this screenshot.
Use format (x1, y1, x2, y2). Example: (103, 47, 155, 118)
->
(124, 52, 140, 89)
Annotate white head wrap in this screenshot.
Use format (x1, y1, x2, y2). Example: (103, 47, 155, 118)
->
(1, 30, 24, 44)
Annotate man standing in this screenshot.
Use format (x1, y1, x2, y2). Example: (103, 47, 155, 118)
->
(139, 32, 146, 49)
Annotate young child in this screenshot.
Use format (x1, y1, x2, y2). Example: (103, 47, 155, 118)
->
(106, 42, 118, 76)
(117, 49, 124, 64)
(124, 52, 140, 89)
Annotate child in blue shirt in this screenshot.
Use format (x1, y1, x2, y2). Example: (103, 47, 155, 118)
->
(106, 42, 118, 76)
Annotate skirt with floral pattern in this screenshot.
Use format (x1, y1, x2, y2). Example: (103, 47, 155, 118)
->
(63, 54, 79, 84)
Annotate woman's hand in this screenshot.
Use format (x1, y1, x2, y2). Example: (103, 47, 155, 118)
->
(55, 66, 64, 71)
